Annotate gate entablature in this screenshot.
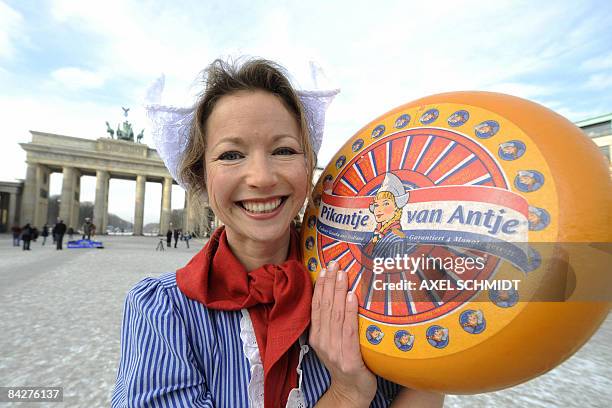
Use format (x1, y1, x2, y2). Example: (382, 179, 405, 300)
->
(18, 131, 199, 234)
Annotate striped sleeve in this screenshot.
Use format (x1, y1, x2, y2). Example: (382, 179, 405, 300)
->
(111, 277, 214, 407)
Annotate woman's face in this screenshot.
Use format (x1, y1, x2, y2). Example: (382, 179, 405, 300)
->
(204, 90, 308, 245)
(372, 196, 396, 223)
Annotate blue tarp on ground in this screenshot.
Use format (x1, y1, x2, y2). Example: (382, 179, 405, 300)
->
(67, 239, 104, 249)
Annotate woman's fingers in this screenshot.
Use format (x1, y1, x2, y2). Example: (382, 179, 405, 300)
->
(319, 261, 338, 342)
(309, 267, 326, 342)
(330, 267, 348, 355)
(342, 290, 362, 368)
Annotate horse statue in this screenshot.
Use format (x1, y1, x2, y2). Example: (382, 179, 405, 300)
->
(136, 129, 144, 143)
(105, 121, 115, 138)
(116, 120, 135, 142)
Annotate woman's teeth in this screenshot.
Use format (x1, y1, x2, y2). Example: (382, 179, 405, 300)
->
(241, 198, 283, 214)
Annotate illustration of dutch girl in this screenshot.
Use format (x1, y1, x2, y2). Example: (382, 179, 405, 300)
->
(363, 172, 409, 260)
(366, 325, 385, 345)
(515, 170, 544, 192)
(420, 109, 438, 124)
(474, 120, 499, 138)
(307, 257, 318, 273)
(527, 206, 550, 231)
(489, 288, 519, 308)
(448, 110, 469, 127)
(394, 114, 410, 129)
(426, 325, 449, 348)
(460, 309, 486, 334)
(394, 330, 415, 351)
(499, 140, 526, 160)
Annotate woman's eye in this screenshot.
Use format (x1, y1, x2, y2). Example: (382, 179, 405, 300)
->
(218, 151, 244, 161)
(273, 147, 298, 156)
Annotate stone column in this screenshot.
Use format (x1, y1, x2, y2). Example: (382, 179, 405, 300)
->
(35, 165, 50, 227)
(94, 170, 110, 234)
(133, 175, 146, 235)
(8, 192, 18, 226)
(70, 172, 81, 230)
(20, 163, 38, 225)
(59, 166, 76, 228)
(183, 193, 191, 233)
(103, 179, 109, 233)
(159, 177, 172, 235)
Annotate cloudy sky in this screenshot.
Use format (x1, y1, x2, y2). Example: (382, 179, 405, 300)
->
(1, 0, 611, 224)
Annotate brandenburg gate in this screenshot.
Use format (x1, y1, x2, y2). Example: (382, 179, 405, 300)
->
(18, 131, 205, 235)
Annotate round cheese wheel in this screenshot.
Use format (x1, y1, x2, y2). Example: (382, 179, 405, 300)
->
(301, 91, 611, 393)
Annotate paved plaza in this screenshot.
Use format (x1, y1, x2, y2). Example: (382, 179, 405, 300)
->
(0, 234, 610, 407)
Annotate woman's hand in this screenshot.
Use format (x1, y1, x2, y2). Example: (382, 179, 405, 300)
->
(310, 261, 377, 407)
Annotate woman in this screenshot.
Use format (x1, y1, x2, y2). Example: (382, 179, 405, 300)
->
(363, 172, 409, 261)
(112, 59, 443, 407)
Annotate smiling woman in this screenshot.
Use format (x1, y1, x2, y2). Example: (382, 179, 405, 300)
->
(111, 58, 443, 408)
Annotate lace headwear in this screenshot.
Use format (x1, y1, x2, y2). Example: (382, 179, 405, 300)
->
(144, 62, 340, 188)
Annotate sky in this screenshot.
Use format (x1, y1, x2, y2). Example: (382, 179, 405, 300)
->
(1, 0, 611, 224)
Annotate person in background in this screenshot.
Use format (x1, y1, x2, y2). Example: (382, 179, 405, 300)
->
(82, 217, 93, 240)
(11, 223, 21, 247)
(173, 228, 181, 248)
(183, 231, 191, 249)
(166, 229, 172, 248)
(41, 224, 49, 245)
(21, 223, 32, 251)
(55, 219, 67, 250)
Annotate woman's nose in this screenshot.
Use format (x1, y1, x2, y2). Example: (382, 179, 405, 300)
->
(245, 154, 279, 188)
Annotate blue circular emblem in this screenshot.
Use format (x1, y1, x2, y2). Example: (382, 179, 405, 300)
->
(335, 155, 346, 169)
(366, 325, 384, 345)
(305, 236, 315, 250)
(459, 309, 486, 334)
(514, 170, 544, 192)
(489, 288, 519, 308)
(394, 114, 411, 129)
(371, 125, 385, 138)
(307, 257, 318, 272)
(419, 109, 439, 125)
(474, 120, 500, 139)
(426, 325, 449, 348)
(524, 246, 542, 272)
(394, 330, 415, 351)
(498, 140, 526, 161)
(307, 215, 316, 229)
(528, 206, 550, 231)
(447, 110, 469, 127)
(352, 139, 364, 152)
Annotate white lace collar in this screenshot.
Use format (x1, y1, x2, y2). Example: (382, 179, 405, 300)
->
(239, 309, 309, 408)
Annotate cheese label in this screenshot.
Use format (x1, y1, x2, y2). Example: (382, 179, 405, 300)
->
(303, 102, 559, 359)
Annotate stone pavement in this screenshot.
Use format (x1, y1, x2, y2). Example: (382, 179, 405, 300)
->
(0, 234, 610, 407)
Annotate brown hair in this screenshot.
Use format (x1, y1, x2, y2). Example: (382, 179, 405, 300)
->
(179, 58, 315, 201)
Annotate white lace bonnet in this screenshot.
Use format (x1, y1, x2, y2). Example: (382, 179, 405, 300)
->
(144, 63, 340, 188)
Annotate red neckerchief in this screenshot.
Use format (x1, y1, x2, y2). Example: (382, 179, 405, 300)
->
(375, 220, 402, 238)
(176, 226, 312, 408)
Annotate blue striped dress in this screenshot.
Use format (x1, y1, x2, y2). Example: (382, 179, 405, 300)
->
(111, 272, 401, 407)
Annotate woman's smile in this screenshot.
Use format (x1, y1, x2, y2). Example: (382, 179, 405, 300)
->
(238, 196, 287, 215)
